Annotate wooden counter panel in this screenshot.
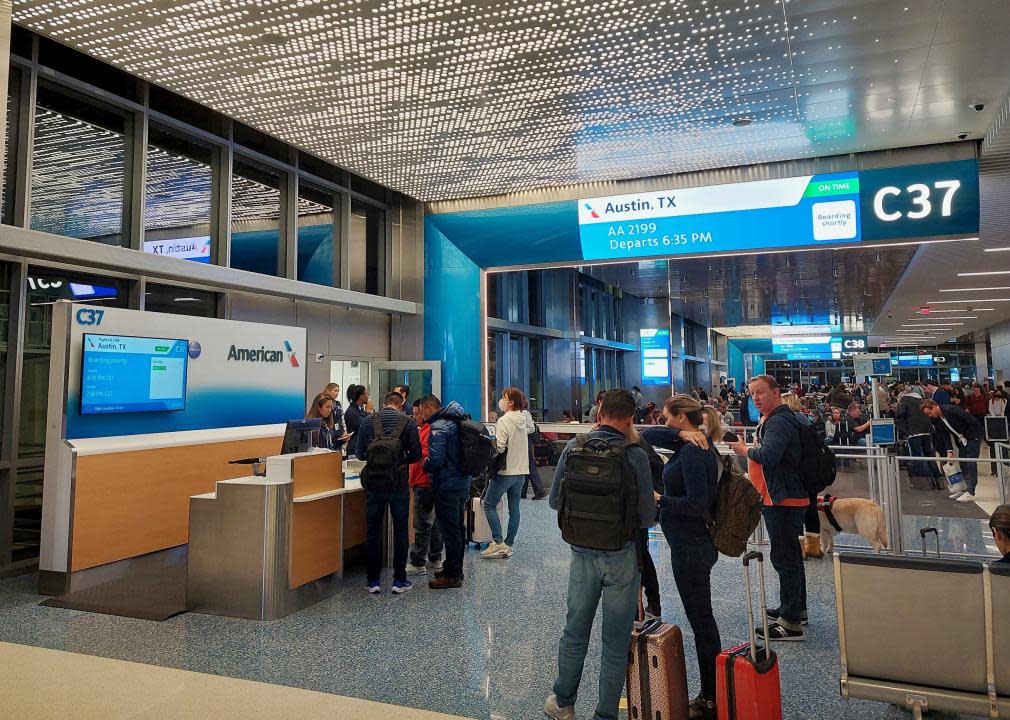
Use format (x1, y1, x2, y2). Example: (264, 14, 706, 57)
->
(71, 436, 281, 572)
(291, 453, 343, 498)
(290, 497, 342, 589)
(342, 492, 368, 550)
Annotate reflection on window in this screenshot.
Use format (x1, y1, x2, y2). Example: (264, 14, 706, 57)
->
(145, 126, 214, 263)
(30, 84, 127, 245)
(231, 159, 282, 276)
(297, 183, 335, 286)
(13, 467, 44, 562)
(19, 268, 128, 458)
(350, 200, 384, 295)
(2, 67, 20, 224)
(145, 283, 218, 318)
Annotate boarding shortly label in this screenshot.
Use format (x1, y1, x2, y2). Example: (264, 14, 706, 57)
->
(578, 172, 861, 261)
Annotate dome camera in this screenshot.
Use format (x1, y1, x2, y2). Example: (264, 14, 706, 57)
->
(970, 103, 985, 112)
(957, 132, 969, 140)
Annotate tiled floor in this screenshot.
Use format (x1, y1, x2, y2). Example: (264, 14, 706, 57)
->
(0, 499, 991, 719)
(0, 641, 467, 720)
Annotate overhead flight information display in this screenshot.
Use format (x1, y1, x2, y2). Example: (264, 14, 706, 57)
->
(81, 334, 190, 414)
(576, 160, 978, 262)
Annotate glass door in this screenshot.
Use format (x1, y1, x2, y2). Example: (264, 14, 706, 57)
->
(370, 361, 441, 409)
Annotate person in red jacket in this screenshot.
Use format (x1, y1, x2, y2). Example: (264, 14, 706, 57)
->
(406, 399, 443, 576)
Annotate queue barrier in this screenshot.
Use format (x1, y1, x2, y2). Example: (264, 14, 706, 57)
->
(835, 553, 1010, 718)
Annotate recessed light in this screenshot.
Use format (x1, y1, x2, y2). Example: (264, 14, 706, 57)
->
(905, 317, 977, 321)
(940, 286, 1010, 292)
(919, 308, 995, 312)
(983, 248, 1010, 253)
(957, 271, 1010, 276)
(173, 297, 202, 302)
(927, 298, 1010, 303)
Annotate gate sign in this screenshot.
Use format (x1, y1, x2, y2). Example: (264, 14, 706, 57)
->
(577, 160, 979, 262)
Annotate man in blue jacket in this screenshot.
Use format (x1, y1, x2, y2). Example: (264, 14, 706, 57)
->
(419, 395, 471, 590)
(545, 390, 657, 720)
(356, 392, 423, 594)
(730, 375, 809, 642)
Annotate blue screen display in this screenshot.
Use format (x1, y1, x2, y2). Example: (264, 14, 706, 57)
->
(640, 328, 671, 385)
(81, 334, 189, 414)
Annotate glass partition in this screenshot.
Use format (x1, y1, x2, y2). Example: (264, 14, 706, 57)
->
(30, 83, 128, 245)
(297, 183, 336, 286)
(231, 158, 282, 276)
(350, 199, 384, 295)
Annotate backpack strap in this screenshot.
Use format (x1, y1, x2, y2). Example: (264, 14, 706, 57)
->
(372, 413, 384, 438)
(391, 413, 410, 439)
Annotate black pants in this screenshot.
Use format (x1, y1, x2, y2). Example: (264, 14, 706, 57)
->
(366, 489, 410, 583)
(433, 484, 469, 581)
(640, 529, 661, 612)
(522, 435, 546, 497)
(804, 492, 819, 534)
(669, 534, 721, 701)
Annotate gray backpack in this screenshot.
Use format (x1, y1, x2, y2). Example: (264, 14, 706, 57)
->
(702, 456, 763, 557)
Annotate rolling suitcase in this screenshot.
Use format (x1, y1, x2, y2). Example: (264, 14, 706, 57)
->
(626, 618, 690, 720)
(716, 551, 782, 720)
(466, 491, 502, 549)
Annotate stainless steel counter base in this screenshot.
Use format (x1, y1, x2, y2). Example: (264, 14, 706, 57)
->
(187, 479, 342, 621)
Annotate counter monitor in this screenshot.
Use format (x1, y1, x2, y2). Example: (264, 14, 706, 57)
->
(80, 334, 189, 414)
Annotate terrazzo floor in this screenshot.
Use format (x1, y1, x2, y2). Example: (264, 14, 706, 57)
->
(0, 499, 983, 719)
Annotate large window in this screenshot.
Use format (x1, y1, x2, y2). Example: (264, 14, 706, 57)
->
(30, 83, 129, 245)
(350, 199, 384, 295)
(18, 268, 129, 458)
(145, 283, 218, 318)
(0, 264, 9, 454)
(13, 466, 43, 563)
(145, 125, 214, 262)
(2, 67, 20, 224)
(231, 158, 283, 276)
(297, 183, 336, 286)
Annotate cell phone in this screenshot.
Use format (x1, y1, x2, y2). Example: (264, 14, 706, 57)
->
(723, 431, 739, 443)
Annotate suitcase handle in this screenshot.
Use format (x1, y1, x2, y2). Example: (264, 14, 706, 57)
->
(742, 551, 772, 664)
(920, 527, 940, 558)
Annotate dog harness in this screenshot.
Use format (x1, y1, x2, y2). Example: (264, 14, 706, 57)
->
(818, 494, 844, 533)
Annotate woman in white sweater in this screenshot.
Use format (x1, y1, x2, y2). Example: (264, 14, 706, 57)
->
(482, 387, 532, 559)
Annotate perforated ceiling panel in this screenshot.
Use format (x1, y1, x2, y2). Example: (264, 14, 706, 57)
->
(13, 0, 1010, 201)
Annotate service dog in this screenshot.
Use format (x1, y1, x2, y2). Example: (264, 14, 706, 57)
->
(818, 494, 889, 553)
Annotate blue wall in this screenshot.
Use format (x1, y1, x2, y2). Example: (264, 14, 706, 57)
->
(728, 338, 773, 387)
(424, 220, 482, 416)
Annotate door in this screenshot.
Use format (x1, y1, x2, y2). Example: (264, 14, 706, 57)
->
(370, 361, 441, 408)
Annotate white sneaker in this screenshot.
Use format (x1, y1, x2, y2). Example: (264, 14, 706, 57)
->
(481, 542, 508, 559)
(405, 563, 427, 576)
(428, 558, 444, 573)
(956, 492, 976, 503)
(544, 693, 575, 720)
(949, 491, 965, 499)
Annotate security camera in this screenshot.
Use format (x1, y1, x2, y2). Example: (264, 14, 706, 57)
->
(970, 103, 985, 112)
(967, 306, 974, 312)
(315, 353, 325, 363)
(957, 132, 969, 140)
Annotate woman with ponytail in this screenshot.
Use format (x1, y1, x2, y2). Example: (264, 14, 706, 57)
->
(654, 395, 724, 720)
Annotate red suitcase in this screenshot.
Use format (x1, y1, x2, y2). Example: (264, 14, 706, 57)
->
(626, 618, 690, 720)
(715, 551, 782, 720)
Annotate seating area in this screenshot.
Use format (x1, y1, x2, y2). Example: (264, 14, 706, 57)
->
(834, 552, 1010, 718)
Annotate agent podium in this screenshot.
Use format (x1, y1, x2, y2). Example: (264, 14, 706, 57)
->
(187, 451, 366, 620)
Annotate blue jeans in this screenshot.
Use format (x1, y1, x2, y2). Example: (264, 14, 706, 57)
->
(484, 473, 524, 545)
(433, 483, 469, 580)
(409, 487, 443, 566)
(907, 434, 942, 482)
(762, 506, 807, 630)
(554, 541, 640, 720)
(366, 489, 410, 583)
(668, 534, 721, 700)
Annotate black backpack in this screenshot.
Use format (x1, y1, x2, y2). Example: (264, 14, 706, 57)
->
(457, 418, 496, 477)
(360, 414, 410, 493)
(557, 435, 640, 551)
(781, 412, 836, 495)
(810, 414, 827, 442)
(636, 435, 666, 493)
(703, 455, 764, 557)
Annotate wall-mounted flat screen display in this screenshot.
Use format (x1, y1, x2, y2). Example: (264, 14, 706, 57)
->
(81, 334, 189, 414)
(640, 328, 671, 385)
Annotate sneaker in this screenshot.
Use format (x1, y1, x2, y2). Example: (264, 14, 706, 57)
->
(405, 563, 427, 576)
(766, 608, 808, 626)
(688, 694, 717, 720)
(949, 490, 965, 499)
(428, 559, 444, 573)
(481, 542, 509, 559)
(501, 544, 514, 558)
(956, 492, 976, 503)
(365, 581, 381, 594)
(544, 693, 575, 720)
(391, 580, 412, 594)
(428, 576, 462, 590)
(755, 621, 804, 642)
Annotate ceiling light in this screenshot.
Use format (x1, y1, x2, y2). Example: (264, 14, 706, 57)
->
(939, 286, 1010, 292)
(927, 299, 1010, 303)
(957, 271, 1010, 276)
(983, 248, 1010, 253)
(173, 297, 202, 302)
(905, 316, 977, 320)
(900, 323, 961, 327)
(918, 308, 995, 313)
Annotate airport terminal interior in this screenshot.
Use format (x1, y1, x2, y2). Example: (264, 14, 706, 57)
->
(3, 1, 1010, 719)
